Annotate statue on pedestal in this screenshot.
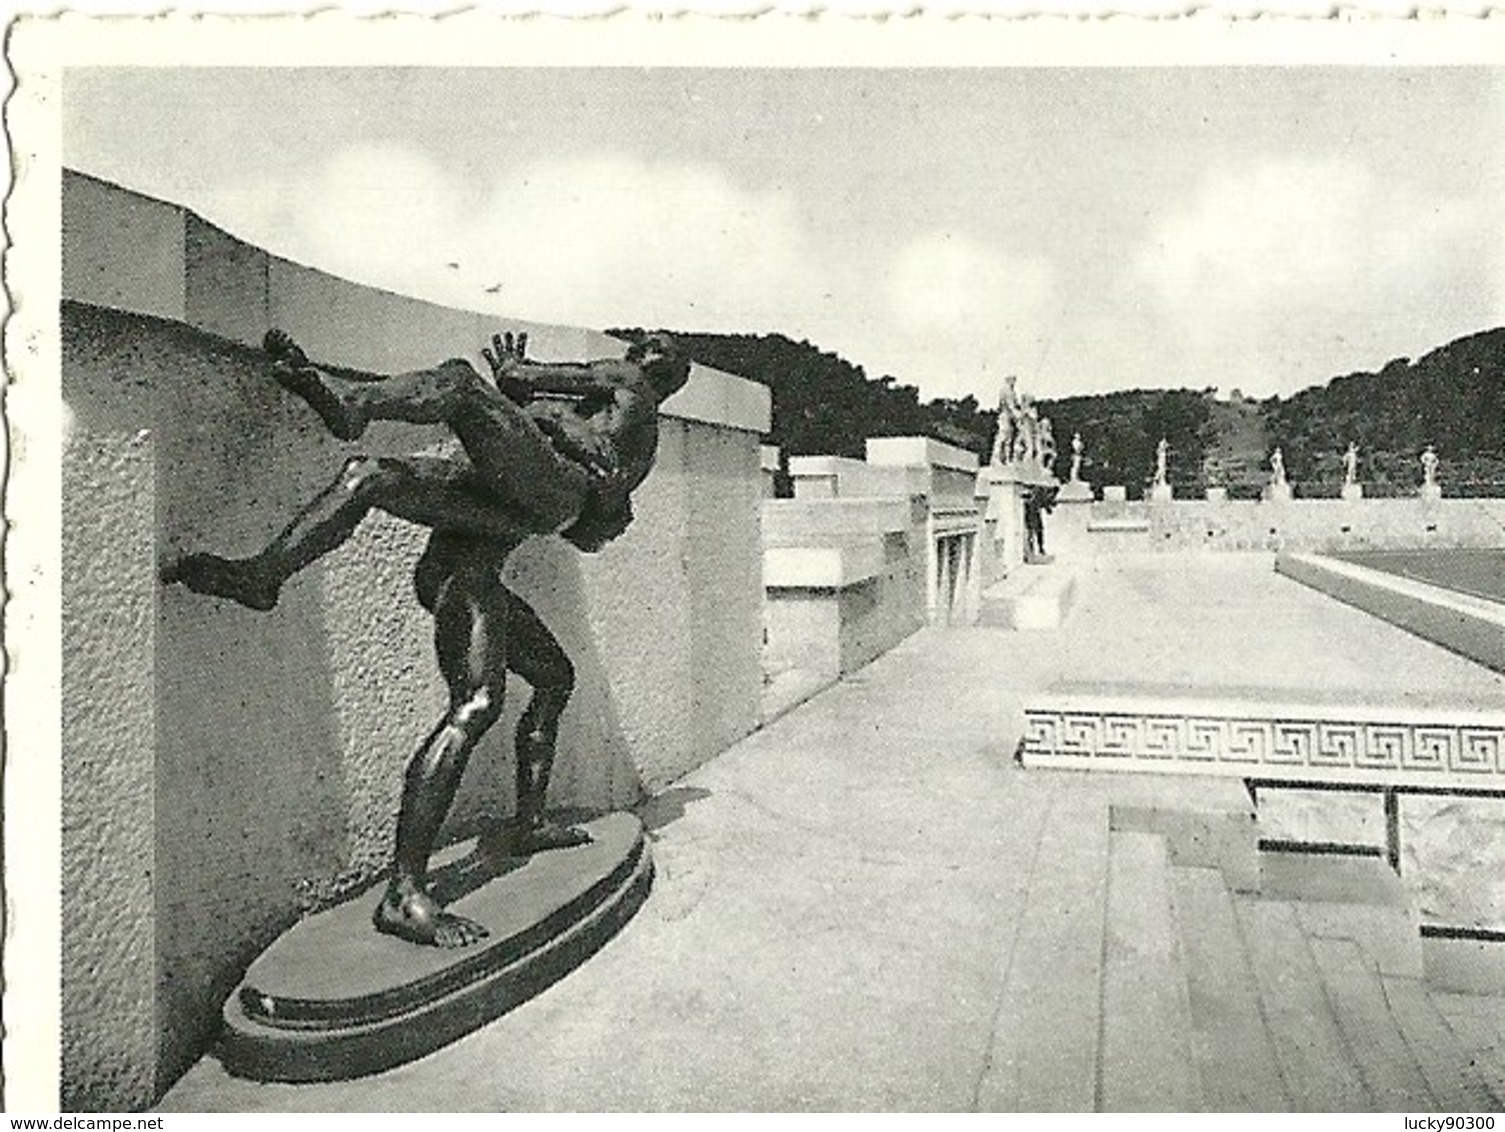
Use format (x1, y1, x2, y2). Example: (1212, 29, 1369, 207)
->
(162, 328, 690, 948)
(1069, 432, 1084, 483)
(1038, 416, 1057, 474)
(1269, 447, 1287, 487)
(1011, 393, 1041, 465)
(1343, 443, 1359, 486)
(1421, 444, 1439, 487)
(990, 375, 1022, 467)
(1153, 438, 1169, 487)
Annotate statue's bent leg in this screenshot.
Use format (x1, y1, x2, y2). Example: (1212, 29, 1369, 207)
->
(163, 456, 541, 610)
(375, 557, 509, 948)
(496, 596, 590, 854)
(163, 455, 427, 610)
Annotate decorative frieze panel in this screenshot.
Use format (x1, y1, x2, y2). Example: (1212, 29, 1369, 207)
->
(1023, 698, 1505, 790)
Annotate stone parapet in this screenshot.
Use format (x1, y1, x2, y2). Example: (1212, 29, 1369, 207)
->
(1057, 497, 1505, 558)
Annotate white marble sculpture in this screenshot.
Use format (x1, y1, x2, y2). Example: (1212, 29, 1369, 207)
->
(1343, 443, 1359, 486)
(1153, 438, 1169, 487)
(990, 376, 1021, 468)
(1038, 417, 1057, 473)
(1421, 444, 1439, 487)
(1269, 447, 1287, 486)
(1068, 432, 1083, 483)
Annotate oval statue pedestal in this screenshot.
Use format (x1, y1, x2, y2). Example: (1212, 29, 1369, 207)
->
(219, 812, 652, 1083)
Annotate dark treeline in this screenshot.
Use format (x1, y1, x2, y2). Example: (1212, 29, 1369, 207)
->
(617, 325, 1505, 494)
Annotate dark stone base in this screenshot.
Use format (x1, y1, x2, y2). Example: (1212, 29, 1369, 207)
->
(218, 812, 652, 1083)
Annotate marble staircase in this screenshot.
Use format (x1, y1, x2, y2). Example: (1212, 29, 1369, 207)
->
(984, 771, 1504, 1111)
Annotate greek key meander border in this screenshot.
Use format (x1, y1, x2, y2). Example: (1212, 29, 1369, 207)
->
(1023, 710, 1505, 779)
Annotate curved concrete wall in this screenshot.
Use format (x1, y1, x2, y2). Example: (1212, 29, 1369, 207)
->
(60, 171, 769, 1109)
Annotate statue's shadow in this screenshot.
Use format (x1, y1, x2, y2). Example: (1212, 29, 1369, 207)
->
(426, 804, 602, 906)
(425, 843, 526, 908)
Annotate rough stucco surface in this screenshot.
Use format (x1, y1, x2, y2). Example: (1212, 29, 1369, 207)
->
(61, 316, 157, 1111)
(60, 172, 768, 1109)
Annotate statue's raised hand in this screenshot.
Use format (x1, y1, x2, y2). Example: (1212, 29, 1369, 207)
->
(482, 331, 532, 403)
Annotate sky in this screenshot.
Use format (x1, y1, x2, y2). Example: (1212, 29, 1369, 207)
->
(64, 66, 1505, 403)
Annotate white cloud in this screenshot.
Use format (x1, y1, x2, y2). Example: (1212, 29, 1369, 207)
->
(1130, 156, 1497, 396)
(879, 231, 1059, 400)
(257, 144, 839, 343)
(206, 142, 1063, 404)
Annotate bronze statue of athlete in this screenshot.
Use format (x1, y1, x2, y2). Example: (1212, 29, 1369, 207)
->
(163, 328, 690, 948)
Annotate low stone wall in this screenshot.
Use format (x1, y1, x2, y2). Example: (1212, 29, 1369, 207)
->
(59, 171, 770, 1109)
(761, 497, 928, 718)
(1050, 495, 1505, 561)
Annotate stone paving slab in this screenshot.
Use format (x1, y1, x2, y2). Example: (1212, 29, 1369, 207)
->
(157, 554, 1504, 1112)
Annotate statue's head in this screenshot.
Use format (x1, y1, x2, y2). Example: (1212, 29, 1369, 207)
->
(627, 331, 691, 400)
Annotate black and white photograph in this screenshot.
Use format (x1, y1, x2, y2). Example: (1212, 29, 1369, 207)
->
(5, 14, 1505, 1114)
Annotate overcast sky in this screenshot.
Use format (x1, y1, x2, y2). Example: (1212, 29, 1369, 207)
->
(64, 66, 1505, 403)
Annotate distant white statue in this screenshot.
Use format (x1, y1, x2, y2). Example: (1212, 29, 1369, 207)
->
(1038, 417, 1057, 473)
(1012, 393, 1040, 465)
(1343, 443, 1359, 486)
(1069, 432, 1084, 482)
(1421, 445, 1439, 487)
(990, 376, 1021, 467)
(1269, 448, 1287, 486)
(1153, 438, 1169, 487)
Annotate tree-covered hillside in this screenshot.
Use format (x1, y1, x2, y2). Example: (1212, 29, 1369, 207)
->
(616, 329, 997, 459)
(1264, 328, 1505, 495)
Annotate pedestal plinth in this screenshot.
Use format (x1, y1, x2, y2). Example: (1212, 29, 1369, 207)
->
(981, 461, 1057, 573)
(1149, 483, 1174, 503)
(1420, 484, 1443, 501)
(1265, 483, 1293, 502)
(219, 812, 652, 1083)
(1341, 483, 1364, 501)
(1057, 479, 1093, 502)
(1205, 487, 1228, 503)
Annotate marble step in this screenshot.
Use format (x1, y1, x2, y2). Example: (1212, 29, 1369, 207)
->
(1100, 831, 1203, 1112)
(1308, 936, 1437, 1109)
(975, 795, 1110, 1111)
(1170, 866, 1291, 1111)
(1235, 896, 1375, 1110)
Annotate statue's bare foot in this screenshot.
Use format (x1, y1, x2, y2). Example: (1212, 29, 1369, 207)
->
(161, 552, 280, 611)
(484, 817, 593, 859)
(373, 885, 489, 949)
(263, 329, 367, 443)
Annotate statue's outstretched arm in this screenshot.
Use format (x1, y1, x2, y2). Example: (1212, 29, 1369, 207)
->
(482, 332, 628, 401)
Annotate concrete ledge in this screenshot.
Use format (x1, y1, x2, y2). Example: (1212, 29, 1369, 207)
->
(762, 497, 922, 546)
(1422, 933, 1505, 995)
(864, 436, 979, 474)
(763, 544, 885, 589)
(1277, 551, 1504, 674)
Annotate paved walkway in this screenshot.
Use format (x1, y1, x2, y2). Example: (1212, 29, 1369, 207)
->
(159, 554, 1504, 1111)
